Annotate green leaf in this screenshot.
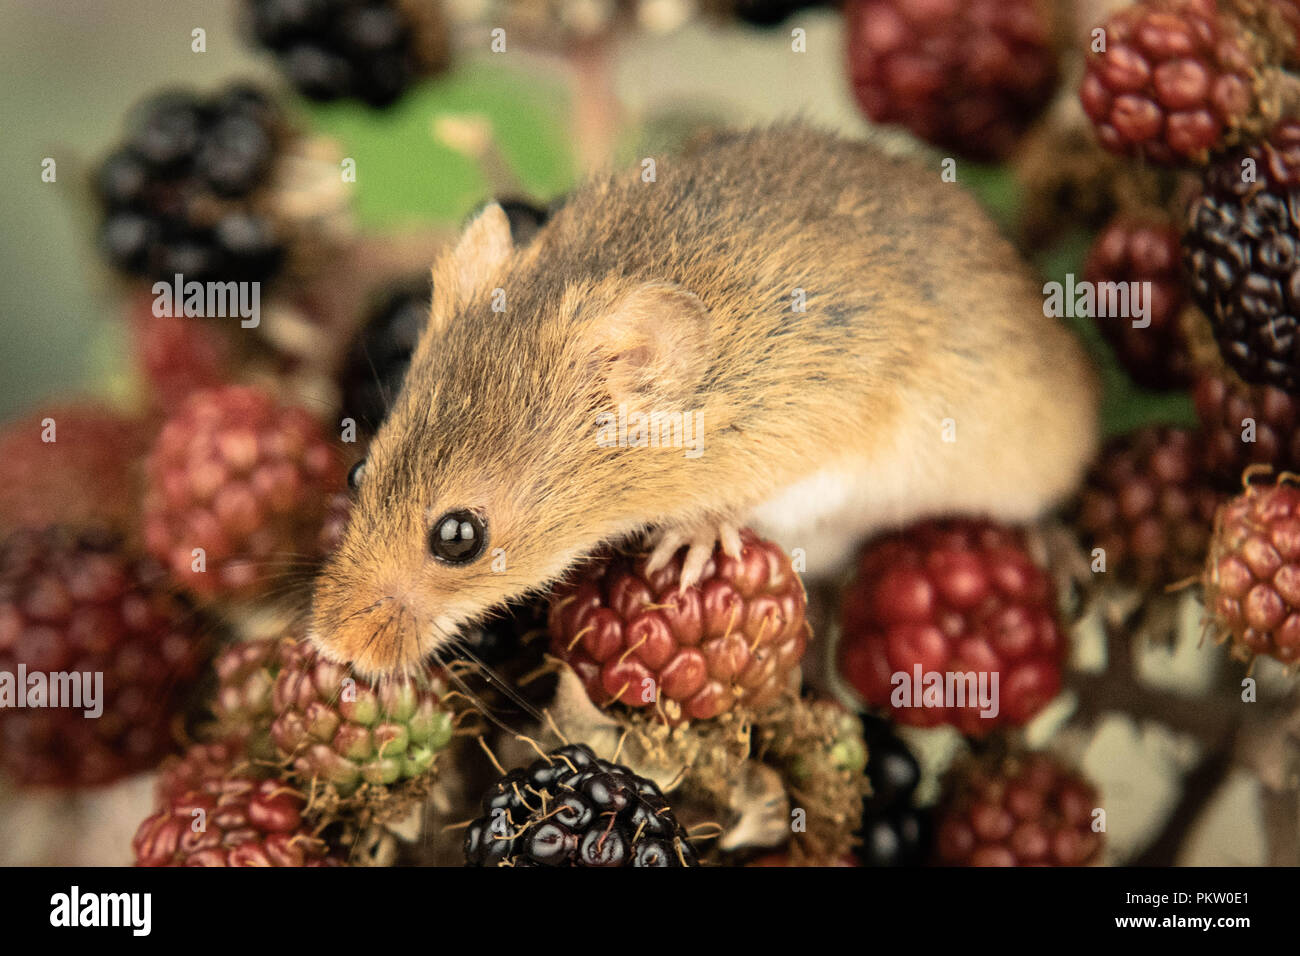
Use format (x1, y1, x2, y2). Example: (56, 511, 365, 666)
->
(300, 61, 576, 229)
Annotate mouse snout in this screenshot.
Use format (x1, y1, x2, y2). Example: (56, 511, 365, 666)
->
(309, 568, 439, 678)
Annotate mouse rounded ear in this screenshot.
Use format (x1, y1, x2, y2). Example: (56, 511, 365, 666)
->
(429, 202, 514, 330)
(588, 281, 712, 409)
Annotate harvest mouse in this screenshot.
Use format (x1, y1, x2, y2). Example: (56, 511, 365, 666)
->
(310, 124, 1099, 677)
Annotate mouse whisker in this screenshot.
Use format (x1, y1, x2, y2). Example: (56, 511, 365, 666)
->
(444, 638, 548, 727)
(336, 596, 392, 629)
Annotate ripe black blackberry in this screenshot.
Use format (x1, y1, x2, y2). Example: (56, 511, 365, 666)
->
(495, 197, 552, 248)
(338, 198, 549, 433)
(1184, 122, 1300, 390)
(339, 278, 431, 433)
(732, 0, 829, 26)
(856, 715, 931, 867)
(448, 599, 548, 668)
(246, 0, 448, 108)
(95, 84, 285, 286)
(463, 744, 698, 867)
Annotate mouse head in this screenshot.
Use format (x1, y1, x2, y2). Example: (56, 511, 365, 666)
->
(309, 203, 714, 677)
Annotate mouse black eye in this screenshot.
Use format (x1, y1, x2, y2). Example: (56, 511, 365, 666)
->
(347, 459, 367, 492)
(429, 510, 487, 564)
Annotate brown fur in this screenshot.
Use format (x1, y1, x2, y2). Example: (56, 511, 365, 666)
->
(311, 123, 1099, 676)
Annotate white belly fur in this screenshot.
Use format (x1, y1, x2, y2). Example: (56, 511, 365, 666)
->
(746, 412, 1084, 578)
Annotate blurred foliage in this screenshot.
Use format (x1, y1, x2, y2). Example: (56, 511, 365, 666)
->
(303, 62, 575, 227)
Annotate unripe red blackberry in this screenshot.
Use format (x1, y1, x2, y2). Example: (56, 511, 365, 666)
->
(1204, 476, 1300, 663)
(269, 637, 454, 797)
(838, 519, 1067, 737)
(1083, 216, 1193, 389)
(1184, 122, 1300, 389)
(1080, 0, 1256, 165)
(1194, 370, 1300, 487)
(134, 770, 341, 866)
(0, 404, 147, 537)
(0, 528, 207, 788)
(129, 295, 234, 415)
(934, 751, 1103, 866)
(548, 530, 809, 724)
(141, 385, 345, 601)
(1076, 427, 1223, 589)
(845, 0, 1059, 161)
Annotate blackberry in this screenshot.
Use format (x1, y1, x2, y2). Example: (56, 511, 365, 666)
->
(1080, 0, 1256, 165)
(93, 82, 286, 287)
(1204, 476, 1300, 663)
(1082, 216, 1192, 390)
(732, 0, 828, 27)
(339, 278, 431, 433)
(141, 385, 345, 601)
(134, 770, 342, 866)
(495, 197, 551, 247)
(856, 715, 931, 867)
(245, 0, 448, 108)
(1195, 369, 1300, 486)
(934, 751, 1103, 866)
(548, 528, 809, 724)
(0, 527, 207, 788)
(838, 519, 1067, 736)
(1076, 427, 1223, 590)
(846, 0, 1060, 161)
(463, 743, 698, 866)
(1184, 122, 1300, 390)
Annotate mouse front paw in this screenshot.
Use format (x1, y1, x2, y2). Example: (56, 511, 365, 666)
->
(644, 519, 744, 592)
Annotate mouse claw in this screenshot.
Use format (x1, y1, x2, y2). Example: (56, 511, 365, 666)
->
(645, 520, 745, 593)
(645, 529, 689, 575)
(679, 543, 714, 593)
